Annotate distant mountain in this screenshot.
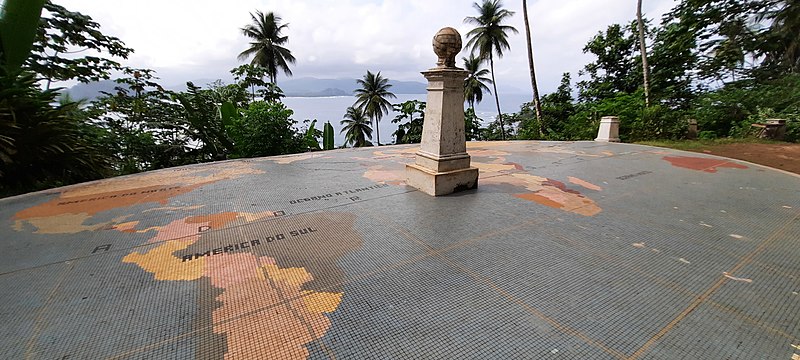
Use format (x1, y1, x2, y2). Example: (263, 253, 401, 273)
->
(66, 80, 122, 101)
(284, 88, 350, 97)
(280, 77, 426, 97)
(388, 80, 427, 94)
(65, 76, 428, 100)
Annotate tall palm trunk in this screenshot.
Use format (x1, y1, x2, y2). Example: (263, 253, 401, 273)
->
(374, 117, 380, 146)
(489, 54, 505, 140)
(522, 0, 543, 136)
(637, 0, 651, 107)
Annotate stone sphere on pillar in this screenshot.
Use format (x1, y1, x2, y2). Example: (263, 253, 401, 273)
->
(432, 27, 462, 68)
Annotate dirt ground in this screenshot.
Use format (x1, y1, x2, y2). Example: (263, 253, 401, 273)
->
(687, 143, 800, 175)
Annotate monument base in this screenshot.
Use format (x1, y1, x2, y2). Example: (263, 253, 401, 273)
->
(406, 164, 478, 196)
(595, 116, 621, 142)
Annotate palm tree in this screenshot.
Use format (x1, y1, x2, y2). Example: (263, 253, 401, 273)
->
(354, 71, 396, 146)
(463, 55, 493, 110)
(636, 0, 651, 107)
(340, 106, 373, 147)
(522, 0, 544, 134)
(237, 10, 296, 84)
(465, 0, 518, 140)
(760, 0, 800, 73)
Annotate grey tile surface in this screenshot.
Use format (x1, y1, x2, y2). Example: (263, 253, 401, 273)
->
(1, 141, 798, 359)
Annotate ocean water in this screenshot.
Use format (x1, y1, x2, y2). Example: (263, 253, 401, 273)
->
(283, 93, 533, 147)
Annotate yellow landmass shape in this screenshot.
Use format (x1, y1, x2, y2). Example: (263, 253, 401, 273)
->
(302, 290, 343, 314)
(122, 239, 204, 281)
(61, 162, 262, 198)
(13, 213, 107, 234)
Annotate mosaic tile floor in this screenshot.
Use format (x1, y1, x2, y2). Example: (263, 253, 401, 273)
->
(1, 141, 798, 359)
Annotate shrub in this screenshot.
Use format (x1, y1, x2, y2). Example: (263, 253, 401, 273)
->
(230, 101, 304, 158)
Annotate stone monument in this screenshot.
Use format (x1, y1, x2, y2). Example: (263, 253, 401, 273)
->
(406, 27, 479, 196)
(595, 116, 620, 142)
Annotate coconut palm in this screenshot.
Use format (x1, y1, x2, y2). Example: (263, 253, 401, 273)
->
(354, 71, 396, 146)
(237, 10, 296, 84)
(463, 55, 493, 110)
(340, 106, 373, 147)
(522, 0, 544, 133)
(760, 0, 800, 73)
(636, 0, 651, 107)
(465, 0, 518, 140)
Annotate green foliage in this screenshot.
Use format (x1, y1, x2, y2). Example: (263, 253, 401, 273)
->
(729, 107, 800, 142)
(507, 102, 541, 140)
(757, 1, 800, 75)
(786, 118, 800, 143)
(391, 100, 425, 144)
(26, 1, 133, 86)
(323, 121, 334, 150)
(569, 92, 645, 141)
(173, 82, 236, 161)
(301, 119, 321, 151)
(480, 118, 508, 141)
(578, 22, 642, 102)
(231, 64, 285, 102)
(638, 137, 783, 150)
(464, 108, 483, 141)
(650, 20, 698, 110)
(259, 82, 284, 102)
(691, 74, 800, 140)
(209, 79, 249, 109)
(698, 130, 718, 140)
(0, 71, 112, 195)
(0, 0, 46, 73)
(91, 68, 190, 173)
(231, 101, 304, 158)
(536, 73, 575, 139)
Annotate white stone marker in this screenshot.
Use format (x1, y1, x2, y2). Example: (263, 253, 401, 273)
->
(595, 116, 621, 142)
(406, 27, 479, 196)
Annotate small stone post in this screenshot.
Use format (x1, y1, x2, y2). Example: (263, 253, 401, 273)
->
(765, 119, 787, 140)
(595, 116, 620, 142)
(406, 27, 479, 196)
(687, 119, 698, 139)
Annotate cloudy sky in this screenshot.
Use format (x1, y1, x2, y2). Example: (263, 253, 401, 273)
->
(57, 0, 677, 94)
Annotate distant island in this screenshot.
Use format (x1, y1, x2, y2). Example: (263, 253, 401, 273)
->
(66, 77, 427, 100)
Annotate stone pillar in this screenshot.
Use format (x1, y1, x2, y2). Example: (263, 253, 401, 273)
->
(406, 27, 478, 196)
(595, 116, 620, 142)
(687, 119, 698, 139)
(765, 119, 787, 140)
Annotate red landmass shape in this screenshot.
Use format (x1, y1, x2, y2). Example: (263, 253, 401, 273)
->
(13, 182, 209, 220)
(662, 156, 748, 173)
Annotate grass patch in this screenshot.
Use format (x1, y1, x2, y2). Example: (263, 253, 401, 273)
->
(636, 138, 785, 151)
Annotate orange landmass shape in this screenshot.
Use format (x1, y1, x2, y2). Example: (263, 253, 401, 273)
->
(12, 161, 263, 234)
(209, 254, 341, 360)
(663, 156, 748, 173)
(358, 150, 603, 216)
(515, 193, 563, 208)
(14, 183, 208, 220)
(568, 176, 603, 191)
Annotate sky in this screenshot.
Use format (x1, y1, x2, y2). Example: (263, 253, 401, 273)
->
(56, 0, 678, 95)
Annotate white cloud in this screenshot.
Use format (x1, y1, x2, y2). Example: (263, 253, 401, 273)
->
(57, 0, 676, 93)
